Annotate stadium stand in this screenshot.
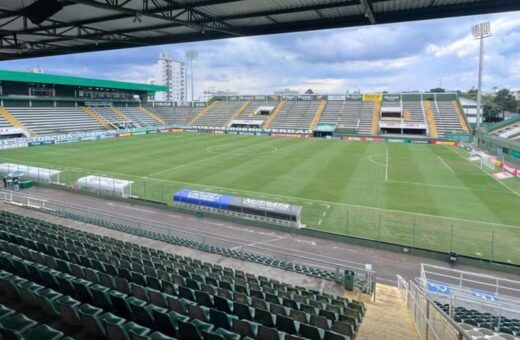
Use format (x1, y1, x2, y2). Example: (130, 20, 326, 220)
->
(490, 120, 520, 140)
(432, 100, 467, 137)
(268, 101, 320, 130)
(225, 101, 252, 126)
(0, 109, 14, 129)
(370, 102, 382, 135)
(422, 101, 438, 138)
(263, 102, 285, 128)
(0, 210, 365, 339)
(139, 107, 167, 126)
(119, 107, 161, 127)
(193, 101, 246, 127)
(89, 106, 134, 129)
(402, 101, 426, 125)
(358, 102, 375, 135)
(81, 106, 112, 130)
(318, 101, 362, 130)
(145, 106, 199, 126)
(309, 101, 327, 130)
(6, 107, 104, 136)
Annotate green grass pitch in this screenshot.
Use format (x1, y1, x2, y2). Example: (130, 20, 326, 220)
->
(1, 132, 520, 264)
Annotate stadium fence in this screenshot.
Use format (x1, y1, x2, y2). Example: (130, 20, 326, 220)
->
(0, 158, 519, 266)
(397, 275, 472, 340)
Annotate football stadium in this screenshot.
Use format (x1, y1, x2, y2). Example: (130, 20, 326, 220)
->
(0, 1, 520, 340)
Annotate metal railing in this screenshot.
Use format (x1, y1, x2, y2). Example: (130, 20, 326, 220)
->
(398, 275, 472, 340)
(0, 189, 376, 295)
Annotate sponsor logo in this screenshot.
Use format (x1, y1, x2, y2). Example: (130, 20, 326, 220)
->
(117, 132, 132, 137)
(328, 95, 346, 101)
(387, 139, 405, 143)
(411, 140, 430, 144)
(362, 94, 383, 102)
(383, 95, 401, 101)
(433, 141, 456, 146)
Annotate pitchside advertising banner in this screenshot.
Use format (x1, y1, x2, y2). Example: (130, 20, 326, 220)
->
(0, 137, 28, 150)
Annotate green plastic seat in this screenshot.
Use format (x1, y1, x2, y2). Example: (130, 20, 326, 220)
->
(178, 319, 214, 340)
(149, 331, 176, 340)
(188, 304, 210, 323)
(299, 323, 323, 340)
(0, 313, 38, 339)
(332, 320, 354, 337)
(256, 324, 281, 340)
(131, 302, 155, 329)
(254, 308, 274, 328)
(78, 303, 106, 337)
(234, 302, 253, 321)
(324, 330, 350, 340)
(210, 309, 237, 330)
(203, 328, 241, 340)
(102, 312, 128, 340)
(275, 314, 297, 335)
(0, 305, 15, 321)
(35, 288, 63, 317)
(23, 324, 64, 340)
(57, 295, 82, 326)
(18, 281, 44, 307)
(232, 319, 258, 338)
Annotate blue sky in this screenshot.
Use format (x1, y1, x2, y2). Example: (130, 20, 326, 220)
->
(2, 10, 520, 98)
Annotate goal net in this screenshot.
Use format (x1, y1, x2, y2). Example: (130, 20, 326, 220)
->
(480, 154, 498, 171)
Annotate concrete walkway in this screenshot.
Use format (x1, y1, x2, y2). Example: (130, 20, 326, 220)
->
(355, 284, 419, 340)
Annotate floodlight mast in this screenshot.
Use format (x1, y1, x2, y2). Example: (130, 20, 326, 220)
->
(471, 22, 491, 130)
(185, 50, 198, 102)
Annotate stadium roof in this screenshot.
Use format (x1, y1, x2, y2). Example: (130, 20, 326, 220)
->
(0, 69, 168, 92)
(0, 0, 519, 60)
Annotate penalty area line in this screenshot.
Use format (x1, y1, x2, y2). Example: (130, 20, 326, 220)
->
(437, 156, 455, 173)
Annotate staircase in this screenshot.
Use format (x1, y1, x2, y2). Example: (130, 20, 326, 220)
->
(226, 101, 251, 126)
(452, 101, 469, 132)
(370, 101, 382, 135)
(189, 102, 216, 125)
(0, 107, 34, 135)
(355, 284, 419, 340)
(309, 100, 327, 130)
(81, 106, 112, 129)
(263, 101, 285, 128)
(403, 109, 410, 121)
(140, 107, 166, 125)
(422, 101, 438, 138)
(110, 106, 131, 122)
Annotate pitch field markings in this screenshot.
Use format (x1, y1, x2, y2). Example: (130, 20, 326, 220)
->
(437, 156, 455, 174)
(448, 146, 520, 198)
(147, 137, 281, 177)
(385, 147, 389, 182)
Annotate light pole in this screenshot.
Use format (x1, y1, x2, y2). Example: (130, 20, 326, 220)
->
(185, 50, 198, 101)
(471, 22, 491, 129)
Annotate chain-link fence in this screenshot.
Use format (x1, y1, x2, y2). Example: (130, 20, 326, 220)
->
(1, 157, 519, 265)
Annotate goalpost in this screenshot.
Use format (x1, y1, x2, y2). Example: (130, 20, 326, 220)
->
(480, 154, 498, 171)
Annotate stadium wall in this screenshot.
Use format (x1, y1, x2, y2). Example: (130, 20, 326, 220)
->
(476, 131, 520, 167)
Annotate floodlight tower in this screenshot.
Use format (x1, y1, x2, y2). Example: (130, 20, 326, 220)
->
(185, 50, 198, 101)
(471, 22, 491, 129)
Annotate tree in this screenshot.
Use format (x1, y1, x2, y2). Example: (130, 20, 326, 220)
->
(305, 89, 314, 94)
(483, 103, 503, 123)
(493, 88, 518, 112)
(430, 87, 446, 93)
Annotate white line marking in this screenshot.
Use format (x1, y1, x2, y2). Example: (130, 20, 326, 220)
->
(385, 147, 389, 182)
(437, 156, 455, 174)
(449, 147, 520, 198)
(147, 138, 281, 177)
(232, 236, 289, 250)
(366, 153, 387, 167)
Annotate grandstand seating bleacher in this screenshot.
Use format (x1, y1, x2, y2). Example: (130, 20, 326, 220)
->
(0, 210, 365, 339)
(401, 101, 426, 125)
(120, 107, 160, 128)
(6, 107, 104, 136)
(491, 121, 520, 140)
(194, 101, 245, 127)
(0, 114, 11, 129)
(235, 101, 279, 123)
(432, 100, 466, 137)
(269, 101, 320, 130)
(357, 102, 374, 135)
(318, 101, 361, 130)
(434, 301, 520, 338)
